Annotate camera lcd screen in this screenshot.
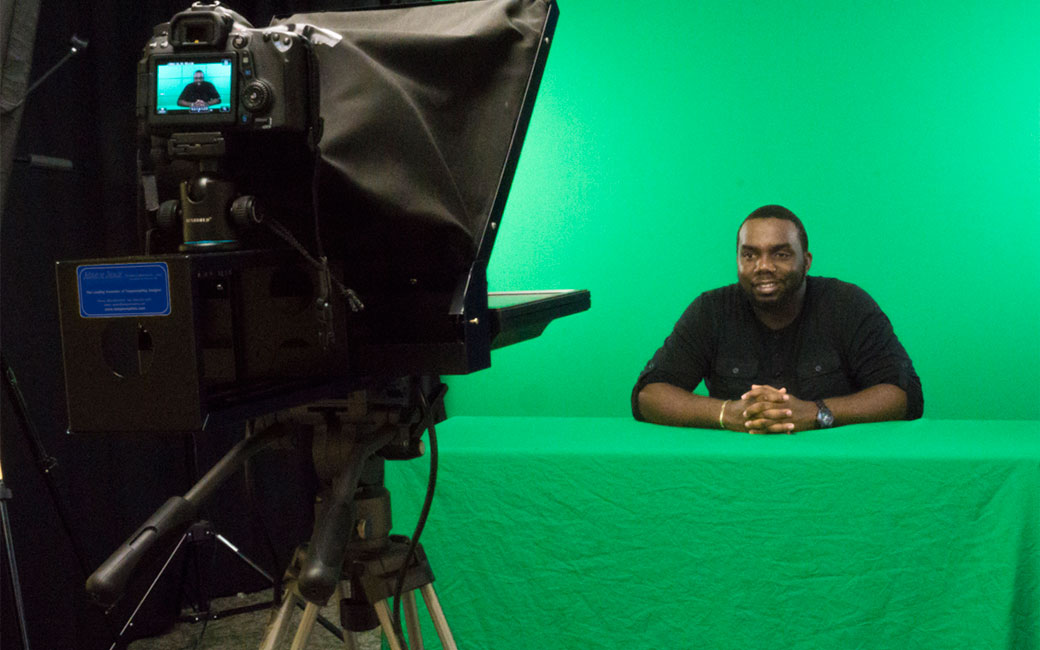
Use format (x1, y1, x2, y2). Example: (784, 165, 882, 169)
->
(153, 55, 235, 121)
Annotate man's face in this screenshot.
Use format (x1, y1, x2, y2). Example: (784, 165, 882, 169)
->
(737, 217, 812, 310)
(194, 72, 204, 84)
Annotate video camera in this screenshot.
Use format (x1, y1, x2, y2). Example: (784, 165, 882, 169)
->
(57, 2, 590, 634)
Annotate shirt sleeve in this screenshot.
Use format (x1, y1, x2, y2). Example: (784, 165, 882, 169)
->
(631, 294, 716, 421)
(841, 285, 924, 419)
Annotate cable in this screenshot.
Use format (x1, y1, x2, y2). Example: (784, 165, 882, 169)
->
(265, 218, 364, 313)
(390, 386, 439, 648)
(310, 146, 325, 257)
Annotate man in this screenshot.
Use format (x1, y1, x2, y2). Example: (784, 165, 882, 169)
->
(632, 205, 922, 433)
(177, 70, 221, 109)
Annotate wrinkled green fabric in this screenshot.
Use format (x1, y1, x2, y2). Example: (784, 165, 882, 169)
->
(386, 417, 1040, 649)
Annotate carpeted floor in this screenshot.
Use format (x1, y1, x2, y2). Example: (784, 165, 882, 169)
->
(126, 590, 382, 650)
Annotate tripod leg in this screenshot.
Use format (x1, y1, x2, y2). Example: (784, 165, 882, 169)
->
(1, 497, 31, 650)
(106, 532, 189, 650)
(259, 585, 301, 650)
(289, 601, 321, 650)
(403, 591, 424, 650)
(215, 532, 275, 583)
(419, 584, 458, 650)
(341, 625, 362, 650)
(260, 547, 347, 650)
(373, 600, 407, 650)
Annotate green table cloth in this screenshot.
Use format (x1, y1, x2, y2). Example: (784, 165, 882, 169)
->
(386, 417, 1040, 649)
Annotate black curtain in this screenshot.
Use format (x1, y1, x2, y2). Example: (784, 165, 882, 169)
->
(0, 1, 395, 649)
(0, 0, 40, 218)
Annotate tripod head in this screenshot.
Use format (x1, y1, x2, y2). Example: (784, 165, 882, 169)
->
(153, 132, 268, 251)
(293, 377, 443, 603)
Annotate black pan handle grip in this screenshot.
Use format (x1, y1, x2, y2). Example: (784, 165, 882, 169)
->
(86, 496, 197, 607)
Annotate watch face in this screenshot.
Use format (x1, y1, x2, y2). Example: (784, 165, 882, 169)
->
(816, 401, 834, 428)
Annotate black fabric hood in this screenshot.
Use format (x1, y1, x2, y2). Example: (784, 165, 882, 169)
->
(274, 0, 554, 288)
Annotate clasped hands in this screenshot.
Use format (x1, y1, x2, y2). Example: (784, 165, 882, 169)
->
(726, 384, 818, 434)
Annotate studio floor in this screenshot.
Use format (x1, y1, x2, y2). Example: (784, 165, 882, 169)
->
(127, 590, 382, 650)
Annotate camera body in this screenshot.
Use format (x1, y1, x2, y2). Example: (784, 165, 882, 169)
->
(137, 1, 311, 135)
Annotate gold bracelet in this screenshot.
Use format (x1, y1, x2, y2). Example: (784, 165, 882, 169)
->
(718, 400, 730, 430)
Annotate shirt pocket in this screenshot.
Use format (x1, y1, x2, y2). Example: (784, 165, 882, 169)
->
(795, 353, 850, 400)
(708, 357, 759, 399)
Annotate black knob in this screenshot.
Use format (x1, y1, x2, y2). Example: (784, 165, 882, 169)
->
(156, 200, 180, 230)
(241, 80, 273, 113)
(230, 195, 263, 227)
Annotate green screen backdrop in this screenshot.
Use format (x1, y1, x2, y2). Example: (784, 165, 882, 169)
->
(444, 0, 1040, 421)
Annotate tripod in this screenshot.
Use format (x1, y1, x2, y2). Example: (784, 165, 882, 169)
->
(1, 353, 99, 650)
(87, 379, 457, 650)
(260, 384, 457, 650)
(260, 460, 457, 650)
(174, 429, 280, 626)
(0, 461, 31, 650)
(92, 420, 331, 649)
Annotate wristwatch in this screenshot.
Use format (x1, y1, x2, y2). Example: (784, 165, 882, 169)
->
(815, 400, 835, 429)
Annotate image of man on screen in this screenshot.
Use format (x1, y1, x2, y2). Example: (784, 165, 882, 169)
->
(632, 204, 923, 434)
(177, 70, 221, 110)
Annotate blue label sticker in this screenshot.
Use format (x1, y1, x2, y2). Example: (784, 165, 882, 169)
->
(78, 263, 172, 318)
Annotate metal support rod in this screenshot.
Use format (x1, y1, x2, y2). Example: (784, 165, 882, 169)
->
(403, 591, 423, 650)
(420, 584, 458, 650)
(1, 481, 31, 650)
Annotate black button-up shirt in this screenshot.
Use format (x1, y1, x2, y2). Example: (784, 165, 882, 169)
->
(632, 276, 923, 420)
